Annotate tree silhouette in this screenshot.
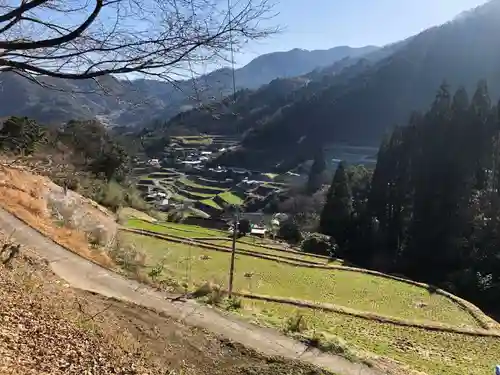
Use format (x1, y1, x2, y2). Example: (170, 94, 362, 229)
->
(0, 0, 276, 83)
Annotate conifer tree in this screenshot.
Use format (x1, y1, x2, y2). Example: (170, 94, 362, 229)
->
(307, 148, 327, 193)
(319, 162, 352, 250)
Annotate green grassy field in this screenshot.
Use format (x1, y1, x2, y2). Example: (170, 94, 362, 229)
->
(124, 219, 321, 263)
(236, 300, 500, 375)
(126, 219, 225, 237)
(218, 191, 243, 205)
(200, 198, 222, 209)
(172, 136, 213, 145)
(178, 177, 226, 193)
(175, 187, 214, 198)
(205, 238, 329, 264)
(119, 213, 499, 375)
(263, 173, 279, 180)
(122, 231, 479, 327)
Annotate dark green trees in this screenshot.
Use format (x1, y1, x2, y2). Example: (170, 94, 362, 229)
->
(58, 119, 130, 181)
(319, 162, 352, 251)
(327, 80, 500, 315)
(0, 116, 45, 155)
(306, 148, 327, 193)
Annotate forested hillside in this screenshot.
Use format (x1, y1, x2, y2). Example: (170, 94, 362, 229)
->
(0, 46, 376, 128)
(204, 0, 500, 169)
(319, 81, 500, 316)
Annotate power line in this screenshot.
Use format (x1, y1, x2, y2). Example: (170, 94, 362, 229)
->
(226, 0, 239, 301)
(227, 0, 237, 104)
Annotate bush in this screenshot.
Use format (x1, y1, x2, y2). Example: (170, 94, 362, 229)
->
(147, 259, 166, 282)
(301, 233, 337, 257)
(193, 282, 224, 305)
(278, 220, 303, 244)
(97, 181, 126, 212)
(86, 224, 111, 247)
(124, 186, 148, 212)
(284, 312, 307, 333)
(225, 297, 243, 311)
(107, 235, 146, 274)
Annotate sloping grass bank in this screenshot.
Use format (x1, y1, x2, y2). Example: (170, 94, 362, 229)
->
(121, 232, 480, 328)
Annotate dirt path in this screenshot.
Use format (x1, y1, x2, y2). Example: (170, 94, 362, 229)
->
(0, 208, 382, 375)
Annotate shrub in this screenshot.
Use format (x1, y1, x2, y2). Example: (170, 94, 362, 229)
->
(86, 224, 111, 247)
(301, 233, 337, 257)
(147, 258, 166, 282)
(97, 181, 126, 212)
(193, 281, 224, 305)
(123, 185, 149, 212)
(237, 219, 251, 237)
(278, 220, 303, 244)
(225, 297, 242, 311)
(284, 312, 307, 333)
(107, 236, 146, 274)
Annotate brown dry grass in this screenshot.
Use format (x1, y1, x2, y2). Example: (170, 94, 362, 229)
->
(0, 244, 163, 374)
(0, 230, 330, 375)
(0, 165, 114, 268)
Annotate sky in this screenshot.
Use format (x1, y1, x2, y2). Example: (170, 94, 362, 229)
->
(230, 0, 489, 67)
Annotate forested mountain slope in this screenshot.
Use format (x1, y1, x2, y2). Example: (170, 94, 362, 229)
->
(0, 46, 377, 127)
(207, 0, 500, 168)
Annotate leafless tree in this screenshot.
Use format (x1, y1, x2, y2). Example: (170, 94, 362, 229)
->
(0, 0, 277, 83)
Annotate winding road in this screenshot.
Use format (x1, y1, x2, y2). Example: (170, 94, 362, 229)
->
(0, 207, 382, 375)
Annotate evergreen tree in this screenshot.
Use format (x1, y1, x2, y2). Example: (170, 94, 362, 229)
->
(314, 80, 500, 316)
(0, 116, 45, 155)
(306, 148, 326, 193)
(319, 162, 352, 251)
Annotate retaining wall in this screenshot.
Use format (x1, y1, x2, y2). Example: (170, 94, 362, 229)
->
(176, 180, 225, 195)
(193, 201, 223, 217)
(189, 175, 234, 189)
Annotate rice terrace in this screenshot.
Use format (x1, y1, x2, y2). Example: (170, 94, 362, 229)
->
(4, 1, 500, 375)
(120, 209, 500, 375)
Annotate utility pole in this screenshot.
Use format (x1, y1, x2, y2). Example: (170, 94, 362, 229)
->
(228, 208, 239, 298)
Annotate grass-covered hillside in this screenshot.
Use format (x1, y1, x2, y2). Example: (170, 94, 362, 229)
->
(119, 211, 500, 375)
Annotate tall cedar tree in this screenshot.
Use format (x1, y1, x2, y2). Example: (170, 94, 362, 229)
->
(341, 80, 500, 315)
(319, 162, 352, 251)
(307, 148, 326, 193)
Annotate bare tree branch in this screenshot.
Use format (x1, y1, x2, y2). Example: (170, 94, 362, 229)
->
(0, 0, 278, 81)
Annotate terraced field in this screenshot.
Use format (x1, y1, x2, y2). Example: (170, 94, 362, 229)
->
(171, 135, 213, 145)
(122, 230, 479, 326)
(238, 301, 500, 375)
(125, 218, 326, 263)
(135, 169, 247, 216)
(120, 214, 500, 375)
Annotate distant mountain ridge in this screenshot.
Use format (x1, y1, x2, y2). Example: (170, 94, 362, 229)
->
(0, 45, 379, 127)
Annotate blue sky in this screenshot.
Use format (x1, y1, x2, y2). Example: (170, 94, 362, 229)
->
(231, 0, 489, 67)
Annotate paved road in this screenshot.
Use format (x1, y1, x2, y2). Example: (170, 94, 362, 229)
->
(0, 208, 382, 375)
